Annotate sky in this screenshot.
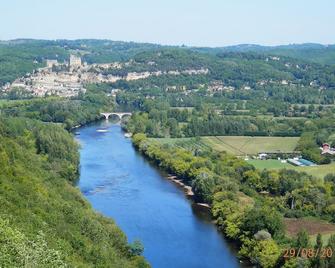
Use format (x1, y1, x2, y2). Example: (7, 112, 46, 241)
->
(1, 0, 334, 47)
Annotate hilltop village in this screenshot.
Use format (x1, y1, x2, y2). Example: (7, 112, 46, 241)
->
(2, 55, 208, 97)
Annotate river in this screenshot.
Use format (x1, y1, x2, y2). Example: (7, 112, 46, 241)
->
(77, 121, 241, 268)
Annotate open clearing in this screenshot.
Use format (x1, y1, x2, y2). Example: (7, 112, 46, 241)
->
(248, 159, 292, 169)
(201, 136, 300, 156)
(248, 160, 335, 179)
(152, 136, 300, 156)
(0, 99, 10, 107)
(149, 137, 211, 152)
(295, 164, 335, 178)
(284, 218, 335, 244)
(285, 218, 335, 236)
(151, 138, 334, 179)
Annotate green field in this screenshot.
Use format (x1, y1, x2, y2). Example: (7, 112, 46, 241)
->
(0, 99, 10, 108)
(294, 163, 335, 178)
(202, 136, 300, 156)
(150, 137, 211, 152)
(151, 137, 334, 179)
(248, 160, 335, 179)
(248, 159, 292, 169)
(151, 136, 300, 156)
(224, 114, 307, 120)
(0, 99, 27, 106)
(0, 97, 63, 110)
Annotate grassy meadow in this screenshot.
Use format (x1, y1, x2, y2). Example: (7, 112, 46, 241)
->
(248, 159, 292, 169)
(151, 136, 300, 156)
(202, 136, 300, 155)
(248, 160, 335, 179)
(151, 136, 334, 179)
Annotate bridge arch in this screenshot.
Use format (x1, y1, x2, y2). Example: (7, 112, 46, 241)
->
(101, 112, 132, 121)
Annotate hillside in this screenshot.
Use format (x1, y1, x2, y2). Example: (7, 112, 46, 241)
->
(1, 40, 335, 89)
(107, 47, 335, 91)
(193, 43, 335, 65)
(108, 48, 335, 109)
(0, 39, 163, 86)
(0, 116, 148, 267)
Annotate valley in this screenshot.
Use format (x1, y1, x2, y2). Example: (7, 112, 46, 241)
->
(1, 39, 335, 268)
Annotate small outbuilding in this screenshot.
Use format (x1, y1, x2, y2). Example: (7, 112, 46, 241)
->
(258, 153, 268, 160)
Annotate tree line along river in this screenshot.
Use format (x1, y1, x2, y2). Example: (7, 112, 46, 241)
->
(77, 121, 243, 268)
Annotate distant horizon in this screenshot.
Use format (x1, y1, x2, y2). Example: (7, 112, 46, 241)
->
(1, 38, 334, 49)
(2, 0, 334, 47)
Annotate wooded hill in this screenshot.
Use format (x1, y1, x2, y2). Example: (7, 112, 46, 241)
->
(1, 39, 335, 89)
(0, 116, 148, 267)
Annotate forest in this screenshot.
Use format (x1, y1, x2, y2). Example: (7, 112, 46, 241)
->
(0, 87, 114, 129)
(0, 46, 149, 264)
(0, 116, 148, 267)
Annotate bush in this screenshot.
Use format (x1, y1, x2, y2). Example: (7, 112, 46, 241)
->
(129, 240, 144, 256)
(254, 230, 272, 241)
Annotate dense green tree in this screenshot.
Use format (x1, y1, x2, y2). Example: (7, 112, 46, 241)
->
(326, 234, 335, 267)
(191, 171, 216, 203)
(0, 117, 148, 267)
(242, 205, 284, 238)
(310, 234, 326, 268)
(129, 240, 145, 256)
(295, 229, 310, 248)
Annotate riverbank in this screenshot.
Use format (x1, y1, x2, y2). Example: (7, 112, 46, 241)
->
(0, 116, 149, 267)
(166, 174, 211, 209)
(132, 133, 288, 268)
(131, 134, 248, 261)
(77, 123, 242, 268)
(141, 152, 249, 265)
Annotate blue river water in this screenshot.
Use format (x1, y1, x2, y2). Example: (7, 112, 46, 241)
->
(77, 121, 241, 268)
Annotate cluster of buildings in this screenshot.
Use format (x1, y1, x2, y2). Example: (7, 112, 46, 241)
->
(321, 143, 335, 155)
(2, 55, 209, 98)
(9, 71, 84, 97)
(6, 55, 85, 97)
(207, 81, 235, 92)
(206, 79, 295, 94)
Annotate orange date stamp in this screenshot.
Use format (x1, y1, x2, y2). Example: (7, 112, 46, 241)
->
(283, 247, 333, 259)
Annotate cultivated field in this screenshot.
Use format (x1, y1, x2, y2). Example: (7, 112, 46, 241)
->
(202, 136, 300, 156)
(285, 218, 335, 236)
(150, 137, 212, 152)
(284, 218, 335, 245)
(152, 136, 300, 156)
(152, 137, 334, 179)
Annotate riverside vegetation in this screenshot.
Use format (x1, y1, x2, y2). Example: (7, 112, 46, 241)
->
(0, 91, 149, 267)
(2, 39, 335, 267)
(132, 133, 335, 268)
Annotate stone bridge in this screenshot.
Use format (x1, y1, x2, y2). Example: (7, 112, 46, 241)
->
(101, 112, 132, 121)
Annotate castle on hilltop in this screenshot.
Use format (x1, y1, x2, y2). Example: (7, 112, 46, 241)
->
(45, 55, 82, 70)
(69, 55, 82, 67)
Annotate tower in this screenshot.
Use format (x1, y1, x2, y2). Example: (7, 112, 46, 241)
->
(69, 55, 82, 67)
